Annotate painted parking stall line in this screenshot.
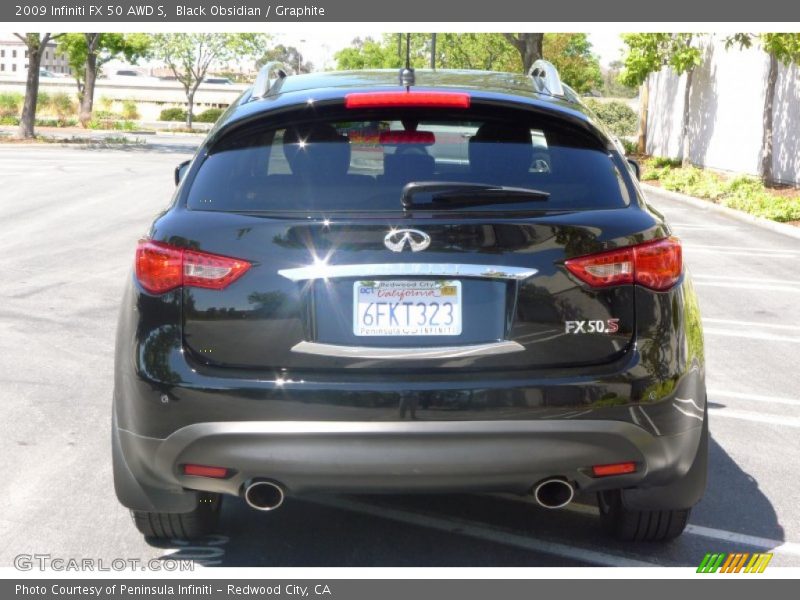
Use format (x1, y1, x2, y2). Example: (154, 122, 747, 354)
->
(306, 496, 660, 568)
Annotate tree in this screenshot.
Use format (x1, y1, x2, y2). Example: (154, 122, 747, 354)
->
(58, 33, 151, 126)
(726, 33, 800, 184)
(542, 34, 602, 93)
(433, 33, 519, 71)
(151, 33, 269, 128)
(620, 33, 703, 160)
(257, 44, 313, 74)
(503, 34, 544, 72)
(14, 33, 61, 139)
(335, 36, 410, 70)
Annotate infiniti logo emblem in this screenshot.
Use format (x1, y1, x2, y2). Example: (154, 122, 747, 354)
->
(384, 229, 431, 252)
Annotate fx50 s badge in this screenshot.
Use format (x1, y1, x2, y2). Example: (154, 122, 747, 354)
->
(565, 319, 620, 334)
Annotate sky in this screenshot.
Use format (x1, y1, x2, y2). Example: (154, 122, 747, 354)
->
(272, 31, 627, 70)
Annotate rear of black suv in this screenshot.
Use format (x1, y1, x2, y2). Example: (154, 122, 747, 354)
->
(113, 67, 707, 543)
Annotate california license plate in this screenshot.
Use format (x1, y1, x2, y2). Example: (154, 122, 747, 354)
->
(353, 280, 462, 336)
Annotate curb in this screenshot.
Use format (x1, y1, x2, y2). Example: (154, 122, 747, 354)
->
(641, 183, 800, 241)
(154, 130, 207, 138)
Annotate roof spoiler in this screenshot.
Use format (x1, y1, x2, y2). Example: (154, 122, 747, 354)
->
(529, 60, 565, 98)
(250, 61, 288, 100)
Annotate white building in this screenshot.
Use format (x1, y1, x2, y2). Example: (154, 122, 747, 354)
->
(0, 36, 70, 77)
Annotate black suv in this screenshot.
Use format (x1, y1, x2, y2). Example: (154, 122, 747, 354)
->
(113, 62, 707, 544)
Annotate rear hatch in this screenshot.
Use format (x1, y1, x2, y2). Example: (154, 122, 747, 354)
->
(177, 98, 641, 371)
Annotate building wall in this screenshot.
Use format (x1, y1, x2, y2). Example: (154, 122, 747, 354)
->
(646, 35, 800, 186)
(0, 39, 70, 76)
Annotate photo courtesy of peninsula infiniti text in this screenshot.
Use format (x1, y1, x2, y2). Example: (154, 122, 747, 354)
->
(113, 60, 708, 543)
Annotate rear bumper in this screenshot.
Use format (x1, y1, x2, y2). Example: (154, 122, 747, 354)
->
(114, 415, 703, 511)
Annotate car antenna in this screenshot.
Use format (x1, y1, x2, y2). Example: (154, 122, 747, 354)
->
(399, 33, 415, 88)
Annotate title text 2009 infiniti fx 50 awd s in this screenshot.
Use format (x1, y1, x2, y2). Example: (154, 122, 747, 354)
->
(113, 62, 707, 543)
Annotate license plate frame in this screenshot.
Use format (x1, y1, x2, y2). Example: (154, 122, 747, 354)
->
(353, 280, 462, 336)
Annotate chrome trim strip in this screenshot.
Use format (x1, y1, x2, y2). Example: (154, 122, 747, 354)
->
(278, 263, 537, 282)
(290, 340, 525, 359)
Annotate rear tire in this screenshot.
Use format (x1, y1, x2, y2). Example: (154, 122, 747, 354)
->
(598, 490, 690, 542)
(131, 492, 222, 540)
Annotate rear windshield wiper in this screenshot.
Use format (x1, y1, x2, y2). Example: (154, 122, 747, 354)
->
(401, 181, 550, 210)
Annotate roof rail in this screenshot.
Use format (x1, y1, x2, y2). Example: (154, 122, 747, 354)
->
(529, 59, 565, 98)
(251, 61, 288, 100)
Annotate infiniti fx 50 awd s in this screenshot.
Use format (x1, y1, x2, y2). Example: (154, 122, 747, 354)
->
(113, 63, 707, 543)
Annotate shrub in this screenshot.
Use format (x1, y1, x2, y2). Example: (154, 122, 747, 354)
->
(36, 91, 51, 111)
(0, 92, 23, 118)
(121, 99, 140, 120)
(620, 138, 637, 155)
(584, 99, 638, 137)
(49, 93, 77, 124)
(98, 96, 114, 112)
(195, 108, 223, 123)
(159, 107, 188, 122)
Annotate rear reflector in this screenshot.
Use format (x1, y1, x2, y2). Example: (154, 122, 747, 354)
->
(564, 237, 682, 291)
(345, 91, 471, 109)
(591, 462, 637, 477)
(183, 464, 229, 478)
(135, 240, 251, 294)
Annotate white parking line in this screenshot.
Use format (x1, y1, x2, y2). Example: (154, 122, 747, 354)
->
(704, 318, 800, 331)
(709, 407, 800, 428)
(702, 328, 800, 343)
(684, 244, 800, 254)
(307, 496, 660, 567)
(693, 274, 800, 286)
(684, 525, 800, 557)
(709, 389, 800, 407)
(684, 249, 800, 259)
(694, 281, 800, 293)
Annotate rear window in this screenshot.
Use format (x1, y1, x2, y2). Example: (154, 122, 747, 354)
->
(187, 111, 631, 213)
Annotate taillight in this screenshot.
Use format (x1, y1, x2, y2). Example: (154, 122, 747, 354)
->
(345, 91, 471, 109)
(564, 237, 682, 291)
(135, 240, 251, 294)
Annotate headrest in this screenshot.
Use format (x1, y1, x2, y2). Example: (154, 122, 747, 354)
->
(283, 124, 351, 178)
(469, 122, 534, 181)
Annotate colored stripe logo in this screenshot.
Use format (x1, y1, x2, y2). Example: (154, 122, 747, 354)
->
(697, 552, 772, 573)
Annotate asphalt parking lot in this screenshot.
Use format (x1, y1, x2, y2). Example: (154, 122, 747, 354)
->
(1, 141, 798, 568)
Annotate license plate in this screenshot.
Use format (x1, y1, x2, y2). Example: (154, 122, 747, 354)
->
(353, 280, 462, 336)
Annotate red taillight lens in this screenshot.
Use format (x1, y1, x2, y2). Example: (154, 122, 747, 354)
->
(345, 91, 471, 109)
(591, 462, 637, 477)
(183, 464, 229, 478)
(135, 240, 251, 294)
(135, 241, 183, 294)
(632, 237, 683, 291)
(564, 237, 682, 291)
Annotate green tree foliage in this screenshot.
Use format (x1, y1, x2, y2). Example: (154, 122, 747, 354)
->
(542, 33, 602, 93)
(584, 99, 638, 137)
(433, 33, 519, 71)
(257, 44, 313, 74)
(58, 33, 150, 126)
(619, 33, 702, 87)
(151, 33, 269, 128)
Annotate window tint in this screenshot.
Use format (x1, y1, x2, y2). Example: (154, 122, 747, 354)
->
(187, 113, 631, 213)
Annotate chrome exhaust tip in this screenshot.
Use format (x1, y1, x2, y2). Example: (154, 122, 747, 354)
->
(533, 478, 575, 509)
(243, 480, 285, 511)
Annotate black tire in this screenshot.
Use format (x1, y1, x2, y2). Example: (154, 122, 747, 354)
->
(131, 492, 222, 540)
(598, 490, 690, 542)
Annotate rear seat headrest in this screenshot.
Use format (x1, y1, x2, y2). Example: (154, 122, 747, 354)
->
(283, 124, 351, 178)
(469, 122, 533, 180)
